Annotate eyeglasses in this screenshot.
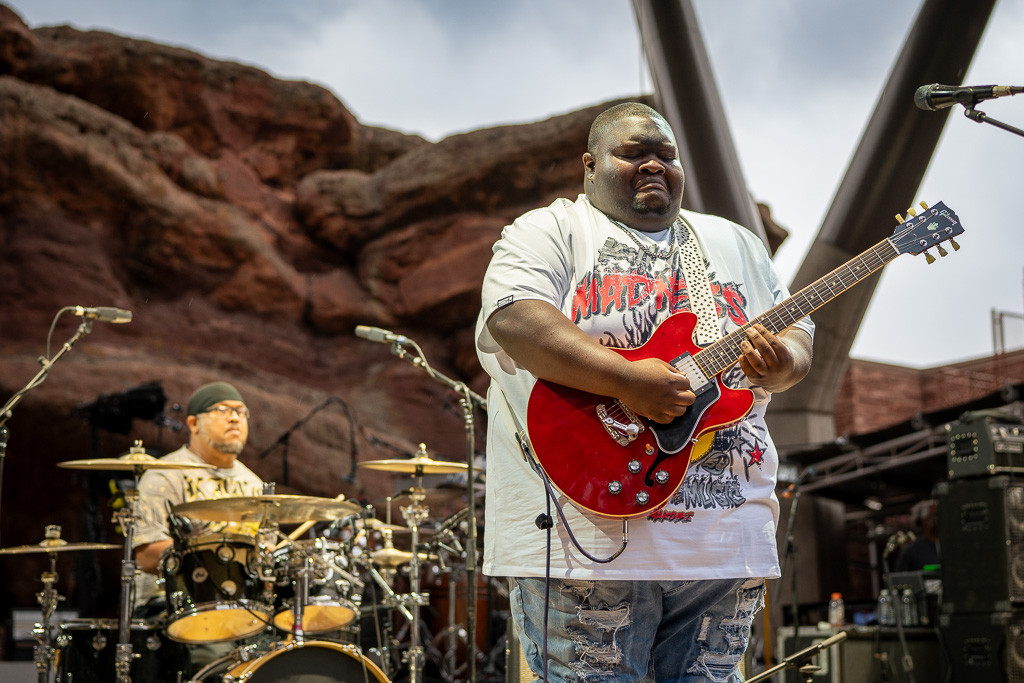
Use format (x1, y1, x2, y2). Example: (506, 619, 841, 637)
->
(202, 405, 250, 420)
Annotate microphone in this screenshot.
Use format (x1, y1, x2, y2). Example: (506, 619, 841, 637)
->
(781, 466, 816, 499)
(354, 325, 407, 344)
(914, 83, 1023, 111)
(73, 306, 133, 323)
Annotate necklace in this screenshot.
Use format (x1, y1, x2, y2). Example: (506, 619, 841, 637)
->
(610, 218, 682, 269)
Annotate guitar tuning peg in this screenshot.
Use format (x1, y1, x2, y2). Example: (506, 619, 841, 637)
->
(918, 201, 929, 211)
(895, 213, 904, 223)
(937, 245, 948, 257)
(924, 251, 936, 264)
(950, 238, 960, 251)
(906, 207, 917, 217)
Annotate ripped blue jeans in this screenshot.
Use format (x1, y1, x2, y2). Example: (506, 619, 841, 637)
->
(510, 576, 764, 682)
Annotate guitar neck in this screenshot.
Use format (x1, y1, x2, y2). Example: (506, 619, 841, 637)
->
(695, 237, 901, 378)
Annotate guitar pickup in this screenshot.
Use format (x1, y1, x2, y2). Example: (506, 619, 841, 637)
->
(671, 352, 711, 392)
(596, 400, 645, 446)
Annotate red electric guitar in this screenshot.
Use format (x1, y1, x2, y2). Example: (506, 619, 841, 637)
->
(526, 202, 964, 518)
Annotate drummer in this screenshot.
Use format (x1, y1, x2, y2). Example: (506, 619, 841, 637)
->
(132, 381, 264, 618)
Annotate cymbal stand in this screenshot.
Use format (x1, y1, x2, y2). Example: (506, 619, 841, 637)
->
(30, 527, 66, 683)
(397, 479, 431, 683)
(111, 440, 150, 683)
(384, 335, 485, 682)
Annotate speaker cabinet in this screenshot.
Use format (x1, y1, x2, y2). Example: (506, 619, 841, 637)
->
(939, 611, 1024, 682)
(936, 475, 1024, 613)
(776, 626, 945, 683)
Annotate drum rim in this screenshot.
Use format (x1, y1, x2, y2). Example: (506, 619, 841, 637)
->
(164, 600, 273, 643)
(226, 639, 389, 682)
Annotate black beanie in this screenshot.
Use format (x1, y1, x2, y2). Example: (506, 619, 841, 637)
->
(187, 382, 244, 416)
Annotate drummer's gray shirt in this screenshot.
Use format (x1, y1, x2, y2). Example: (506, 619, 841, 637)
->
(132, 445, 264, 610)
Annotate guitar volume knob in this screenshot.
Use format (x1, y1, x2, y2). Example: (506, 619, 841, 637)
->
(627, 460, 642, 474)
(635, 491, 650, 505)
(608, 481, 622, 495)
(654, 470, 669, 484)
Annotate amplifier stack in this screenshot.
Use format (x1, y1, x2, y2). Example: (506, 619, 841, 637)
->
(938, 411, 1024, 682)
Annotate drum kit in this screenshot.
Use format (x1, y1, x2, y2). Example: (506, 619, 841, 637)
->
(0, 441, 477, 683)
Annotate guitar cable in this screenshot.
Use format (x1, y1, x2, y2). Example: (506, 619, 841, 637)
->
(532, 465, 629, 681)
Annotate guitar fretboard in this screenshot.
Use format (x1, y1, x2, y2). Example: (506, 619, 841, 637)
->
(693, 238, 900, 378)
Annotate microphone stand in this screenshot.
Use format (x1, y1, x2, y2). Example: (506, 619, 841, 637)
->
(774, 480, 806, 648)
(882, 535, 917, 683)
(745, 630, 847, 683)
(385, 334, 486, 683)
(963, 105, 1024, 139)
(255, 395, 359, 486)
(0, 311, 96, 545)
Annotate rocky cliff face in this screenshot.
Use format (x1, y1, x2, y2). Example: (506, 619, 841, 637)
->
(0, 4, 621, 614)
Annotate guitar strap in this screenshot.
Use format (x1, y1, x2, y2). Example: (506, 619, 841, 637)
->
(675, 215, 722, 346)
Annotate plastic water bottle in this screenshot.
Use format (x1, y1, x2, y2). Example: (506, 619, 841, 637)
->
(828, 592, 845, 628)
(900, 588, 919, 626)
(877, 588, 893, 625)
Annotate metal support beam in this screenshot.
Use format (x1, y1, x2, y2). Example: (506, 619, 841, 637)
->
(768, 0, 997, 446)
(632, 0, 767, 244)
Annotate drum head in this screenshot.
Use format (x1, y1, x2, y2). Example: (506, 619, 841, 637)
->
(164, 602, 270, 643)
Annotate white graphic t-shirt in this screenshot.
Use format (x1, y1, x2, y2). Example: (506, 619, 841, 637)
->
(476, 194, 814, 580)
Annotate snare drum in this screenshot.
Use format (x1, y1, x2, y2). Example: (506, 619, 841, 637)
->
(273, 537, 359, 634)
(221, 640, 389, 682)
(162, 532, 272, 643)
(55, 618, 189, 683)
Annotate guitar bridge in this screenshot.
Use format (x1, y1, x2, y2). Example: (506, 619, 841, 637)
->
(596, 401, 644, 446)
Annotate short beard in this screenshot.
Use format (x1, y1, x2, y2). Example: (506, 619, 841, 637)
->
(632, 195, 672, 216)
(197, 419, 245, 456)
(208, 438, 244, 456)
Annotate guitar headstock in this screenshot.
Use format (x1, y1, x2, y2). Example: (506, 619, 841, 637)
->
(890, 201, 964, 263)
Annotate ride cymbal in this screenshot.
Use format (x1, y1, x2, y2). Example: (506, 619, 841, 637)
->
(0, 538, 119, 554)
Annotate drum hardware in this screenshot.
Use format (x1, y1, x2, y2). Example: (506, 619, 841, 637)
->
(361, 444, 463, 683)
(355, 325, 484, 683)
(59, 439, 217, 683)
(0, 525, 120, 683)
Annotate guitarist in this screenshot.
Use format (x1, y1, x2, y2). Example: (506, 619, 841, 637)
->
(475, 102, 813, 682)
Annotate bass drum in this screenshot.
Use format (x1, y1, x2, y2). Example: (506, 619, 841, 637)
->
(222, 640, 389, 682)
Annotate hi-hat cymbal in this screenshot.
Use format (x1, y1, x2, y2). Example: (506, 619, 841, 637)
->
(58, 453, 218, 471)
(0, 538, 120, 555)
(350, 517, 407, 533)
(359, 456, 468, 475)
(173, 495, 362, 524)
(370, 546, 438, 568)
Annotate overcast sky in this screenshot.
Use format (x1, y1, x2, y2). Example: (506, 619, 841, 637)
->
(9, 0, 1024, 369)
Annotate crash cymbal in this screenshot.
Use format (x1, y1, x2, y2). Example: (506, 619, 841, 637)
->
(0, 538, 120, 555)
(359, 456, 468, 475)
(370, 546, 438, 568)
(58, 453, 218, 471)
(172, 494, 362, 524)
